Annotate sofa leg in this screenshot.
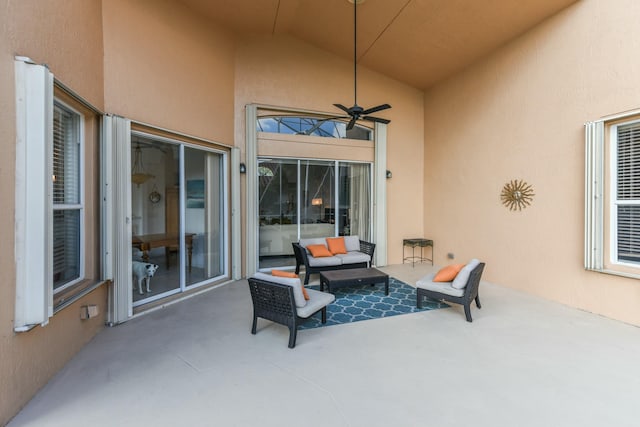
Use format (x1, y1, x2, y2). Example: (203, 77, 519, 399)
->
(303, 273, 310, 285)
(321, 307, 327, 324)
(464, 304, 473, 322)
(251, 314, 257, 334)
(288, 326, 297, 348)
(475, 294, 482, 309)
(416, 293, 423, 309)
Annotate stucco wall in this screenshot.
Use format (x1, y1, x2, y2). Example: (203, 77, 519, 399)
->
(102, 0, 236, 145)
(0, 1, 106, 425)
(235, 34, 425, 264)
(423, 0, 640, 325)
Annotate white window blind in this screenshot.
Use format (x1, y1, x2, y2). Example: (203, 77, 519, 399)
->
(52, 102, 83, 290)
(614, 122, 640, 264)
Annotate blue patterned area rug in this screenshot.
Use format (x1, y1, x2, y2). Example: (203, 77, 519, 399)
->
(299, 277, 446, 329)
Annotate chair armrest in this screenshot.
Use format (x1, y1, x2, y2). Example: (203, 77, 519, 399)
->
(359, 240, 376, 259)
(292, 243, 310, 273)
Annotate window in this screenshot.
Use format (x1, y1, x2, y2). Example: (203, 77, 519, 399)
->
(585, 113, 640, 276)
(257, 115, 372, 140)
(247, 104, 388, 276)
(52, 101, 83, 291)
(257, 158, 371, 270)
(611, 121, 640, 265)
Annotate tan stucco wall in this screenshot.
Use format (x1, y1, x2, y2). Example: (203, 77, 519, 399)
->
(0, 1, 106, 424)
(423, 0, 640, 326)
(235, 34, 425, 264)
(102, 0, 236, 145)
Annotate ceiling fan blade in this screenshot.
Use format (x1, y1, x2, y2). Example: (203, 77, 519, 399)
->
(334, 103, 352, 114)
(362, 116, 391, 125)
(362, 104, 391, 115)
(346, 116, 358, 130)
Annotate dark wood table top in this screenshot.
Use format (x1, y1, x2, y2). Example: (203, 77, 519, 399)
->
(320, 267, 387, 282)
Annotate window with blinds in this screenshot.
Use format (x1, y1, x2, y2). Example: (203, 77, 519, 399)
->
(614, 121, 640, 265)
(52, 102, 82, 290)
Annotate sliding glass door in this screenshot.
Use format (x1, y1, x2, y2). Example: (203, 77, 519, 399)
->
(258, 159, 298, 268)
(184, 147, 224, 287)
(258, 158, 371, 270)
(340, 163, 371, 238)
(131, 138, 182, 303)
(131, 133, 226, 307)
(300, 161, 335, 240)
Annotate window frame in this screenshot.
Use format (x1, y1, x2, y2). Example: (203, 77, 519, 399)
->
(50, 86, 104, 314)
(609, 118, 640, 268)
(257, 113, 374, 140)
(246, 104, 388, 276)
(585, 111, 640, 279)
(256, 158, 373, 271)
(52, 98, 86, 293)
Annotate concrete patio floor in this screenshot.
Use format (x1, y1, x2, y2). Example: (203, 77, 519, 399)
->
(8, 263, 640, 427)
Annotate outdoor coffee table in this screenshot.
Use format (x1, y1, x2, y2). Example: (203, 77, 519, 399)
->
(319, 268, 389, 295)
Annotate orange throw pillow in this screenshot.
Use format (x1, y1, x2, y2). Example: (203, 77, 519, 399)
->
(271, 270, 309, 300)
(306, 244, 333, 258)
(326, 237, 347, 255)
(433, 264, 465, 282)
(271, 270, 297, 278)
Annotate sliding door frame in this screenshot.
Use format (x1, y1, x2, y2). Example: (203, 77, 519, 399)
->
(105, 120, 232, 323)
(245, 104, 387, 276)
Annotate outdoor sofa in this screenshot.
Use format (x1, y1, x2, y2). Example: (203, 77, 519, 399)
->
(292, 235, 376, 285)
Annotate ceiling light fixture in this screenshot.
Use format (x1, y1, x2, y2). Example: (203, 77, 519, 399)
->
(131, 143, 155, 186)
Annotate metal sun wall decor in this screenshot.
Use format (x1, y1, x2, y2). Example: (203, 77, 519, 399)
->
(501, 179, 535, 211)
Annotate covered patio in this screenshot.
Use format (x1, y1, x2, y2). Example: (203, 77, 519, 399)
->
(6, 1, 640, 424)
(9, 263, 640, 427)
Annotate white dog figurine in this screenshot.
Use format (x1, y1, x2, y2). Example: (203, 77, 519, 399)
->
(132, 261, 159, 295)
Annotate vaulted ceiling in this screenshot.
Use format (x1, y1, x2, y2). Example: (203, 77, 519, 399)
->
(178, 0, 579, 90)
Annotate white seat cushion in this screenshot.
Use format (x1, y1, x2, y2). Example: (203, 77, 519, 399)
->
(252, 272, 307, 308)
(416, 272, 464, 297)
(308, 255, 342, 267)
(296, 288, 335, 318)
(336, 251, 370, 264)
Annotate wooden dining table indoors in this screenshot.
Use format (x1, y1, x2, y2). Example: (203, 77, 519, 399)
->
(132, 233, 195, 272)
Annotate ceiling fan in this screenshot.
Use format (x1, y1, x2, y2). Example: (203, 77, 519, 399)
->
(334, 0, 391, 131)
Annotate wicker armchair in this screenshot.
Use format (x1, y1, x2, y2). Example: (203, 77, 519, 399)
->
(416, 262, 485, 322)
(292, 238, 376, 285)
(247, 273, 335, 348)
